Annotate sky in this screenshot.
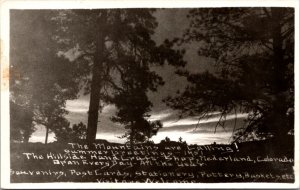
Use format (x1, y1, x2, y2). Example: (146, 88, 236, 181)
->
(30, 9, 247, 145)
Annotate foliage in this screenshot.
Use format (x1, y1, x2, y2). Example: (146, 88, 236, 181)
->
(55, 122, 87, 143)
(108, 52, 164, 143)
(165, 8, 294, 142)
(10, 10, 83, 143)
(10, 101, 35, 142)
(55, 9, 185, 142)
(160, 137, 171, 144)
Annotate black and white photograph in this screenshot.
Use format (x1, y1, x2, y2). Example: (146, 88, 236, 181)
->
(1, 0, 299, 188)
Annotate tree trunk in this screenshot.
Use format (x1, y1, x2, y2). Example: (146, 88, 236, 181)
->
(45, 126, 49, 144)
(23, 109, 34, 143)
(270, 8, 289, 137)
(86, 11, 107, 144)
(271, 8, 286, 93)
(23, 131, 30, 143)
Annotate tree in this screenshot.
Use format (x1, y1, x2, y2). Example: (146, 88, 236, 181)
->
(109, 59, 163, 143)
(165, 8, 294, 142)
(33, 86, 70, 144)
(55, 9, 185, 144)
(10, 101, 35, 142)
(10, 10, 83, 143)
(55, 122, 87, 143)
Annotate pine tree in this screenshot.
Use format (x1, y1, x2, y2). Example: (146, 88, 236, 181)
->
(165, 8, 294, 142)
(55, 9, 185, 144)
(10, 10, 83, 143)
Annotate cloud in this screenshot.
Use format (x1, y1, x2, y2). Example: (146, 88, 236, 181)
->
(96, 132, 126, 144)
(162, 113, 248, 128)
(102, 105, 117, 115)
(66, 99, 89, 113)
(148, 109, 173, 121)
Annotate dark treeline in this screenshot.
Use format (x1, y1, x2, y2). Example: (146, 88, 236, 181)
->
(10, 9, 185, 144)
(10, 8, 294, 145)
(164, 8, 294, 143)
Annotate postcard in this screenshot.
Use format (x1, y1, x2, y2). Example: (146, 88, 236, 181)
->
(1, 0, 299, 189)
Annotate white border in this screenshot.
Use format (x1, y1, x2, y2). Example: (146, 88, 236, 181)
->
(1, 0, 299, 189)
